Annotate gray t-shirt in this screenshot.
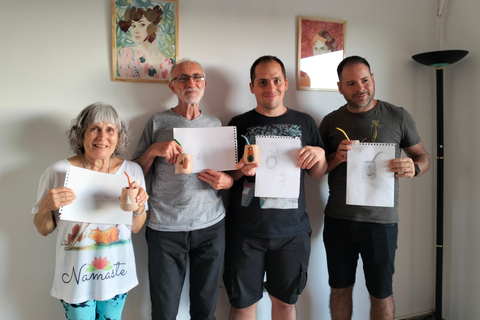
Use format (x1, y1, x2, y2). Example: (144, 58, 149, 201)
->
(133, 109, 225, 232)
(319, 100, 421, 223)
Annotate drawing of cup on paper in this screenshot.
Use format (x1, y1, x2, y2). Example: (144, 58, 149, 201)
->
(266, 142, 279, 169)
(241, 135, 260, 165)
(278, 172, 287, 186)
(265, 142, 286, 186)
(363, 152, 382, 179)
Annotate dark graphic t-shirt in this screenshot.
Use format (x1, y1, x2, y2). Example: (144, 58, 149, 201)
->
(319, 100, 421, 223)
(228, 108, 324, 238)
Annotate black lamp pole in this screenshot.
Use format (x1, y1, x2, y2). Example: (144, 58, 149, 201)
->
(412, 50, 468, 320)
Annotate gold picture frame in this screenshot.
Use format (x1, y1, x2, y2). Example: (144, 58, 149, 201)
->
(297, 16, 347, 91)
(112, 0, 178, 83)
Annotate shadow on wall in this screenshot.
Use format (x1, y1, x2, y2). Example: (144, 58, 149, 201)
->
(122, 223, 151, 319)
(297, 174, 328, 317)
(202, 67, 239, 125)
(124, 112, 161, 160)
(1, 115, 72, 319)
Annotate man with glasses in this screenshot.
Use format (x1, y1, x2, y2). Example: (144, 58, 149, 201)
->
(223, 55, 327, 319)
(133, 59, 233, 320)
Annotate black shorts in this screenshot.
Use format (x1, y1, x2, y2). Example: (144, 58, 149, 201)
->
(323, 215, 398, 299)
(223, 229, 311, 309)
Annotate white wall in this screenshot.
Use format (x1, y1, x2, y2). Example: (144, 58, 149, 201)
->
(5, 0, 477, 319)
(441, 1, 480, 320)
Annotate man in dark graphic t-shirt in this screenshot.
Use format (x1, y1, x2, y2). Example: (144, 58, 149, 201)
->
(223, 55, 327, 320)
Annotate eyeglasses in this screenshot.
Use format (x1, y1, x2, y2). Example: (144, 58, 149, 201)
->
(170, 74, 205, 83)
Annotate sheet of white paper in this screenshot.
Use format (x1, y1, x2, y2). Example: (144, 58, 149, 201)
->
(59, 166, 132, 224)
(347, 143, 395, 207)
(173, 126, 237, 173)
(254, 136, 301, 198)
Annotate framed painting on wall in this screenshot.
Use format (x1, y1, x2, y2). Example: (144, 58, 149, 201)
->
(112, 0, 178, 83)
(297, 16, 346, 91)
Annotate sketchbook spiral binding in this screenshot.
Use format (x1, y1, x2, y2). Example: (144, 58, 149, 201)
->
(59, 165, 74, 215)
(233, 126, 238, 160)
(355, 142, 396, 146)
(255, 135, 301, 140)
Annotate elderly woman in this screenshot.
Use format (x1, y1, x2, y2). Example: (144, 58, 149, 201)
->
(32, 102, 148, 320)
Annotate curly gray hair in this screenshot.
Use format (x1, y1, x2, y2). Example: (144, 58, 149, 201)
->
(66, 102, 131, 155)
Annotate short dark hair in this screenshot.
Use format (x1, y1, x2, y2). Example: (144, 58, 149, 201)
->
(337, 56, 372, 81)
(66, 102, 131, 155)
(250, 55, 286, 84)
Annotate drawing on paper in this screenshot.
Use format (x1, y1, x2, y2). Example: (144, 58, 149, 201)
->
(265, 142, 288, 187)
(196, 151, 207, 161)
(363, 152, 382, 179)
(266, 142, 279, 169)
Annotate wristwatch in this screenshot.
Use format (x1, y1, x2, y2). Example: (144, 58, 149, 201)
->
(414, 163, 421, 177)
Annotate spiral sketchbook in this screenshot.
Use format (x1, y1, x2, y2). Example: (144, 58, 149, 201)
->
(173, 126, 237, 173)
(255, 136, 301, 198)
(346, 143, 395, 207)
(60, 166, 132, 225)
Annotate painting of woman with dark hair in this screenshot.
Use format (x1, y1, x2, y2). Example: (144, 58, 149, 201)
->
(114, 1, 177, 82)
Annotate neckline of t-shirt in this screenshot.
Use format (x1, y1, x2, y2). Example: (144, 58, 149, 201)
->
(252, 107, 291, 119)
(344, 100, 382, 116)
(169, 108, 203, 122)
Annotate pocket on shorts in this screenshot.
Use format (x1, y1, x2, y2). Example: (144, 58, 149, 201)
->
(296, 263, 308, 295)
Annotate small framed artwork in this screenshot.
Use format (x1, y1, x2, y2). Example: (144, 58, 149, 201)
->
(297, 16, 346, 91)
(112, 0, 178, 83)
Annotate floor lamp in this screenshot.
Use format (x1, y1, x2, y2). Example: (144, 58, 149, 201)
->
(412, 50, 468, 320)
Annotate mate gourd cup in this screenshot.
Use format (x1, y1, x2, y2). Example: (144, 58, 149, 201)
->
(120, 187, 139, 211)
(241, 135, 260, 165)
(175, 153, 193, 174)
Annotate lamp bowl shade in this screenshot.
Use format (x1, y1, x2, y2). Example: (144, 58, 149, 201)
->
(412, 50, 468, 68)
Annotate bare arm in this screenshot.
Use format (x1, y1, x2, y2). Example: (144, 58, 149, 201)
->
(297, 146, 327, 179)
(128, 181, 149, 233)
(33, 187, 75, 236)
(133, 141, 183, 176)
(325, 140, 357, 173)
(388, 141, 430, 178)
(227, 159, 258, 182)
(198, 169, 234, 190)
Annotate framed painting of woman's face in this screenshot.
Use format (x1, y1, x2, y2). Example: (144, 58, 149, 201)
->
(297, 16, 347, 91)
(112, 0, 178, 83)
